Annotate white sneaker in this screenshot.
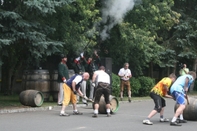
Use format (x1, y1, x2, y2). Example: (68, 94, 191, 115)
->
(160, 118, 169, 122)
(82, 98, 87, 103)
(59, 112, 70, 116)
(143, 119, 153, 125)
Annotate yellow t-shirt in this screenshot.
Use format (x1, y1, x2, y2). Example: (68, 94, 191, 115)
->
(151, 77, 172, 97)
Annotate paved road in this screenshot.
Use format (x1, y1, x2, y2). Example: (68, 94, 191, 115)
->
(0, 98, 197, 131)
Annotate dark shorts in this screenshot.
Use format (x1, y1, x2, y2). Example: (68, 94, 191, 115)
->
(94, 83, 110, 104)
(150, 92, 166, 111)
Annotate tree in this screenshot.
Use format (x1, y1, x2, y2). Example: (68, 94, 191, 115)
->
(169, 0, 197, 72)
(0, 0, 73, 94)
(45, 0, 100, 68)
(98, 0, 180, 76)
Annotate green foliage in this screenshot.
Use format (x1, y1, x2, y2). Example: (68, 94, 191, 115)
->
(111, 73, 120, 97)
(138, 76, 155, 96)
(111, 73, 155, 97)
(0, 0, 73, 67)
(99, 0, 180, 76)
(164, 0, 197, 66)
(130, 77, 141, 97)
(47, 0, 100, 57)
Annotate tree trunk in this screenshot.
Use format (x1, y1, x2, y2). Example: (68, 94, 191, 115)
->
(1, 55, 23, 95)
(189, 58, 197, 92)
(192, 58, 197, 72)
(149, 62, 153, 78)
(1, 62, 10, 95)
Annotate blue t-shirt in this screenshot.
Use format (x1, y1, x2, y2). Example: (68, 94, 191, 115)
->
(66, 74, 83, 90)
(170, 74, 193, 94)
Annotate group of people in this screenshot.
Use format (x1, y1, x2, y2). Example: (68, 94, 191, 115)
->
(74, 50, 101, 104)
(57, 51, 111, 117)
(56, 54, 196, 125)
(143, 63, 196, 126)
(57, 51, 101, 105)
(59, 66, 111, 117)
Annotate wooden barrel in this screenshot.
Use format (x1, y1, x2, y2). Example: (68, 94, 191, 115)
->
(93, 95, 119, 114)
(174, 97, 197, 121)
(19, 90, 44, 107)
(50, 69, 75, 102)
(22, 70, 50, 101)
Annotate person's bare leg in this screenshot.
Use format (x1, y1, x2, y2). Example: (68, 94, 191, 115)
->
(92, 103, 99, 117)
(171, 104, 185, 122)
(147, 110, 157, 119)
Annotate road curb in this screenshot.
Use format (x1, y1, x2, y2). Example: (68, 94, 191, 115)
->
(0, 99, 152, 114)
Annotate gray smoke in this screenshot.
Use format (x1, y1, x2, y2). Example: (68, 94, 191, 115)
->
(100, 0, 136, 41)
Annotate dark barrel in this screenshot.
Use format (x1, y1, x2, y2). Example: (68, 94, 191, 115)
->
(50, 69, 75, 102)
(19, 90, 44, 107)
(22, 70, 50, 101)
(93, 95, 119, 114)
(174, 97, 197, 121)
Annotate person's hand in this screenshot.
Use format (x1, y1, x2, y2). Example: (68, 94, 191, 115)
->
(73, 90, 77, 95)
(94, 50, 98, 56)
(83, 95, 88, 100)
(172, 96, 176, 101)
(92, 83, 95, 87)
(80, 52, 84, 58)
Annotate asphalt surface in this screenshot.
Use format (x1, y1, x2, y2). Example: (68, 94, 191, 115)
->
(0, 98, 197, 131)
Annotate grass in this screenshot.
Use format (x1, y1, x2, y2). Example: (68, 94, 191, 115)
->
(0, 94, 58, 109)
(1, 91, 197, 110)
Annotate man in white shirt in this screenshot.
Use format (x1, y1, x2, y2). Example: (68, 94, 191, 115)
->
(92, 66, 111, 118)
(118, 63, 132, 102)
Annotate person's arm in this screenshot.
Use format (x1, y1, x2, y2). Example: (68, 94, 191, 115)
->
(77, 88, 84, 97)
(58, 64, 66, 82)
(179, 69, 182, 76)
(164, 94, 173, 99)
(71, 81, 77, 94)
(118, 69, 124, 77)
(184, 77, 189, 93)
(127, 69, 132, 78)
(92, 72, 97, 83)
(183, 68, 189, 74)
(163, 86, 173, 99)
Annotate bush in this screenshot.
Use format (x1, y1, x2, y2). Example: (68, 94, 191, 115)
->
(130, 77, 141, 97)
(111, 73, 120, 97)
(111, 74, 155, 97)
(138, 76, 155, 96)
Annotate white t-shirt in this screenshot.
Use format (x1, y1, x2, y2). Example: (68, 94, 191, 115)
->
(73, 75, 83, 85)
(96, 70, 110, 84)
(118, 68, 131, 81)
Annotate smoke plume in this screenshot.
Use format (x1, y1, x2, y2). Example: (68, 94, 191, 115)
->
(100, 0, 136, 41)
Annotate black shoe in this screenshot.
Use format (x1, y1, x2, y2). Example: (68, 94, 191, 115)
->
(92, 114, 98, 118)
(107, 113, 111, 117)
(128, 98, 131, 102)
(177, 119, 187, 123)
(57, 103, 62, 106)
(73, 111, 83, 115)
(170, 121, 182, 126)
(83, 102, 88, 106)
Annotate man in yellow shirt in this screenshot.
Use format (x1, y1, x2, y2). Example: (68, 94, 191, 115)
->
(143, 73, 177, 125)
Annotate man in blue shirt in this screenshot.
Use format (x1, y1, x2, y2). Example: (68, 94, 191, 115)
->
(170, 71, 196, 126)
(59, 72, 89, 116)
